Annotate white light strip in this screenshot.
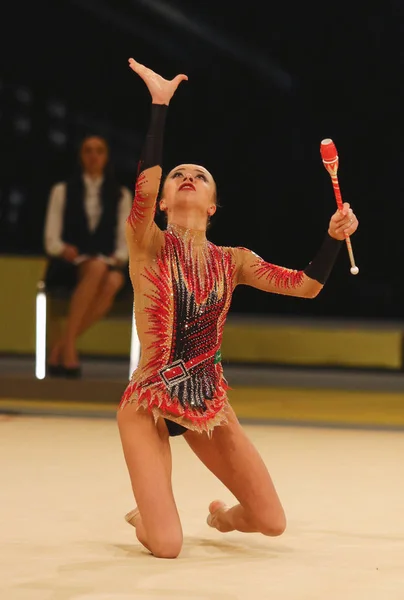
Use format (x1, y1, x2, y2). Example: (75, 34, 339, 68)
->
(35, 289, 47, 380)
(129, 303, 141, 379)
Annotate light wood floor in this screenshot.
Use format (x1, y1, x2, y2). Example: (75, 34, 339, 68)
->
(1, 414, 403, 600)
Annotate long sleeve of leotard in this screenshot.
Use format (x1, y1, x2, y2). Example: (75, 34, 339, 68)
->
(234, 233, 342, 298)
(126, 103, 167, 248)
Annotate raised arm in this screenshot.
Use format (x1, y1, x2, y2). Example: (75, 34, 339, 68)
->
(126, 59, 187, 250)
(235, 202, 359, 298)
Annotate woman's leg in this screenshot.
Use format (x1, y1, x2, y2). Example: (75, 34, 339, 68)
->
(62, 259, 109, 367)
(184, 406, 286, 537)
(117, 405, 183, 558)
(72, 269, 125, 335)
(49, 269, 125, 367)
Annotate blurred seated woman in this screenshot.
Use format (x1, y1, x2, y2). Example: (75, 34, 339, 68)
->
(44, 135, 132, 377)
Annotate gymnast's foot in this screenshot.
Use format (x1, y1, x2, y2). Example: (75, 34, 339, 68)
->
(124, 508, 152, 553)
(206, 500, 229, 531)
(125, 507, 140, 529)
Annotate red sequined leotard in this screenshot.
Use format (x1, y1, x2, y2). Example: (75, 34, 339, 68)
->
(119, 104, 342, 434)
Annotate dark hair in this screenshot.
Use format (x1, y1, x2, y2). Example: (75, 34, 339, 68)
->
(74, 135, 116, 179)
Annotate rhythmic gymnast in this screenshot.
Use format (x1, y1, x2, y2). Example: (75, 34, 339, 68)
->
(117, 58, 359, 559)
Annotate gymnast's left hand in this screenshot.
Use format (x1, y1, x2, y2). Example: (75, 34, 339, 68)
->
(128, 58, 188, 105)
(328, 202, 358, 240)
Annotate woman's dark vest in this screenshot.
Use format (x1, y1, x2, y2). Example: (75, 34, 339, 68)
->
(62, 175, 122, 256)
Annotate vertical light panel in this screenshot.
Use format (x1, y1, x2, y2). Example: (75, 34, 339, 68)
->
(35, 284, 47, 380)
(35, 282, 46, 379)
(129, 303, 141, 379)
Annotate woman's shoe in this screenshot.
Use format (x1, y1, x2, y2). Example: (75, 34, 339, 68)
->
(47, 364, 64, 377)
(62, 366, 82, 379)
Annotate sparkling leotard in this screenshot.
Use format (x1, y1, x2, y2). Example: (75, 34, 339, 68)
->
(119, 104, 341, 433)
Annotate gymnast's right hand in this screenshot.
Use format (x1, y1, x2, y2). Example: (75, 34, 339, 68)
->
(61, 244, 79, 263)
(128, 58, 188, 105)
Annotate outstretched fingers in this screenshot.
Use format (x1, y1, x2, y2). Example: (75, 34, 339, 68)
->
(128, 58, 149, 77)
(172, 73, 188, 86)
(128, 58, 188, 91)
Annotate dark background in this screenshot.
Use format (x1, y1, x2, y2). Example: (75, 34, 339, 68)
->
(1, 0, 403, 318)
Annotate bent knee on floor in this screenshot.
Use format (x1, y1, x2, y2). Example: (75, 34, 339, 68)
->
(152, 545, 182, 559)
(149, 534, 183, 559)
(257, 512, 287, 537)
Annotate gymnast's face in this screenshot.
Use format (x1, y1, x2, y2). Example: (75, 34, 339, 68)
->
(160, 164, 217, 226)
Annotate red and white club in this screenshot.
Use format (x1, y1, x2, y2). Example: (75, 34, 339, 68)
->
(320, 139, 359, 275)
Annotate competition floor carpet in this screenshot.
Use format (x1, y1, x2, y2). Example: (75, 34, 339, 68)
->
(1, 412, 404, 600)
